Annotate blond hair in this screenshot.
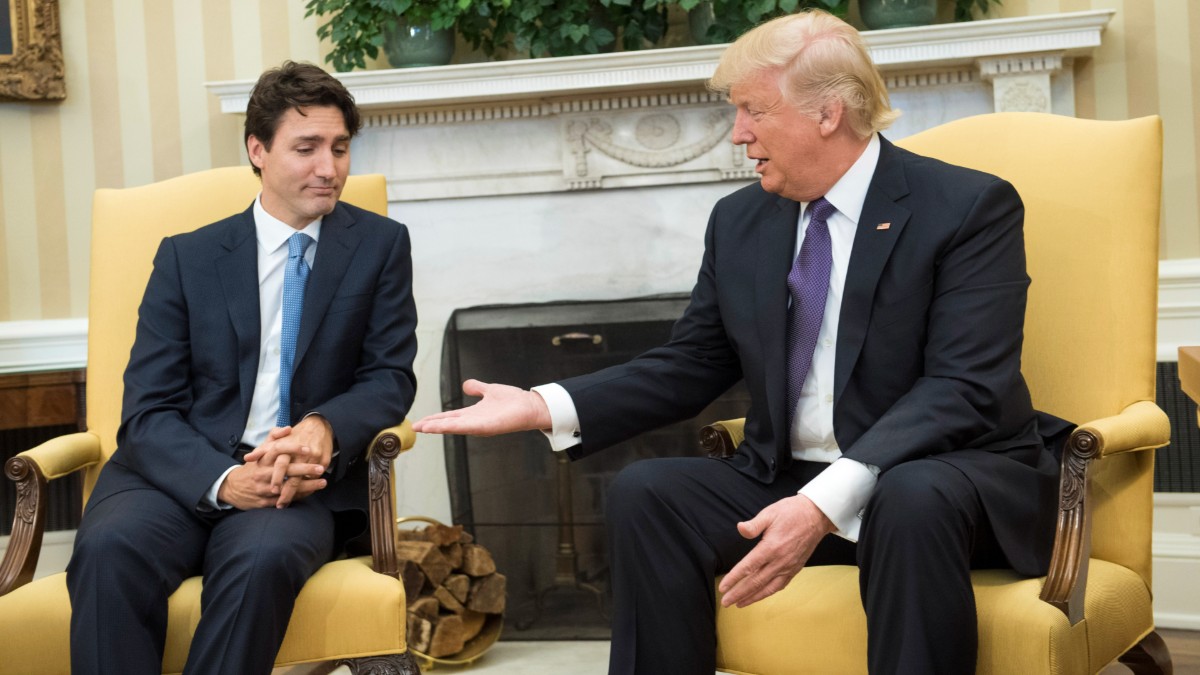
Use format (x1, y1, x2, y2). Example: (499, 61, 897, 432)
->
(709, 10, 899, 138)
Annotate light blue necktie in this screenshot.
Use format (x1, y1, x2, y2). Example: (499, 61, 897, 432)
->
(278, 232, 313, 427)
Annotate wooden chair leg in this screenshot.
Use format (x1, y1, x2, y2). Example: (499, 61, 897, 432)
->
(1118, 631, 1173, 675)
(335, 652, 422, 674)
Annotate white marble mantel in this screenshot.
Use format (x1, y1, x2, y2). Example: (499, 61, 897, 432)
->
(209, 10, 1111, 203)
(205, 11, 1113, 523)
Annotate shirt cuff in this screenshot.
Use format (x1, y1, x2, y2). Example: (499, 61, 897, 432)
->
(530, 383, 582, 452)
(203, 465, 238, 511)
(798, 458, 878, 542)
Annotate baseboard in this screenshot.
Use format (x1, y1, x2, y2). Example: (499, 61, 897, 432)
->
(1152, 493, 1200, 629)
(0, 528, 75, 580)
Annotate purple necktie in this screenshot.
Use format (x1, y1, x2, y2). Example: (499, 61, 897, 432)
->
(785, 197, 835, 428)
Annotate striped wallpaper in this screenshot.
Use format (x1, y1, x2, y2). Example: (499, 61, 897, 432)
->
(0, 0, 1197, 322)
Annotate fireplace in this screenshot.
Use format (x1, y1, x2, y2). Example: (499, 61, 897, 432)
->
(439, 294, 749, 639)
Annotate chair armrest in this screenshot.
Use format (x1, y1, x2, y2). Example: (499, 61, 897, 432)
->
(1039, 400, 1169, 624)
(699, 418, 746, 459)
(366, 421, 416, 578)
(1081, 399, 1171, 458)
(0, 432, 103, 597)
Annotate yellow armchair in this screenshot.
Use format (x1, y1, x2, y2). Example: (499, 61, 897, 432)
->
(702, 113, 1171, 675)
(0, 167, 420, 674)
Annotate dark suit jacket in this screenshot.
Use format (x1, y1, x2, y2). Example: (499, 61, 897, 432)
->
(560, 137, 1062, 576)
(98, 200, 417, 542)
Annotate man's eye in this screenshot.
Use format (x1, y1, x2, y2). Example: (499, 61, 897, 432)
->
(333, 147, 348, 157)
(297, 147, 313, 154)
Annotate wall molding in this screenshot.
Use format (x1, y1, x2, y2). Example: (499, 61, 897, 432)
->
(1158, 258, 1200, 362)
(0, 319, 88, 374)
(1153, 492, 1200, 629)
(0, 529, 75, 582)
(0, 258, 1192, 374)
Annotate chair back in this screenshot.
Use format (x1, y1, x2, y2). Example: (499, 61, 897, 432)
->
(897, 113, 1163, 585)
(83, 167, 388, 503)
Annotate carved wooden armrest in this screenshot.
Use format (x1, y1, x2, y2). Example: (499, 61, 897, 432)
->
(1038, 400, 1169, 625)
(366, 420, 417, 579)
(0, 432, 103, 596)
(699, 418, 746, 459)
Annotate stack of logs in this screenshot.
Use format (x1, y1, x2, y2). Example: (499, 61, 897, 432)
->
(398, 522, 507, 659)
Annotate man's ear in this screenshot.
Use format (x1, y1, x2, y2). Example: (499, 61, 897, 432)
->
(246, 135, 266, 171)
(817, 99, 845, 137)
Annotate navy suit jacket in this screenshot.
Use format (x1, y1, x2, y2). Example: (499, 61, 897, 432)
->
(560, 137, 1063, 576)
(99, 200, 417, 541)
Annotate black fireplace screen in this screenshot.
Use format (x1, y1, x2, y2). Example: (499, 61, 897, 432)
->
(440, 294, 750, 639)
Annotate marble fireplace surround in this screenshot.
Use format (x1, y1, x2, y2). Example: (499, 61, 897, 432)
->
(209, 10, 1112, 522)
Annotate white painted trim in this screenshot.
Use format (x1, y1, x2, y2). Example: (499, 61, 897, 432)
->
(0, 529, 75, 580)
(0, 259, 1192, 373)
(1158, 258, 1200, 362)
(1152, 493, 1200, 629)
(207, 10, 1114, 114)
(0, 319, 88, 374)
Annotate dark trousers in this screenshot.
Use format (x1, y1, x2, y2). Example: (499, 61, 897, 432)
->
(66, 463, 336, 675)
(604, 455, 1008, 675)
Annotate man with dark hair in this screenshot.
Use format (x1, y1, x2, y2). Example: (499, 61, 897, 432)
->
(416, 11, 1063, 675)
(66, 61, 417, 674)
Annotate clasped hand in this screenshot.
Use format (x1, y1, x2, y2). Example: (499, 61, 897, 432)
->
(217, 416, 333, 510)
(718, 493, 835, 608)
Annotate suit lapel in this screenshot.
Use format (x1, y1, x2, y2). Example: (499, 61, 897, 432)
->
(295, 203, 361, 370)
(215, 207, 261, 417)
(834, 137, 911, 402)
(755, 195, 801, 455)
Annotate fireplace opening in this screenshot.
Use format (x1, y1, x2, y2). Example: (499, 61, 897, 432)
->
(440, 294, 750, 640)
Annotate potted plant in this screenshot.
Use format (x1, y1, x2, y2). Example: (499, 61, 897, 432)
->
(680, 0, 850, 45)
(464, 0, 672, 58)
(305, 0, 504, 71)
(951, 0, 1002, 21)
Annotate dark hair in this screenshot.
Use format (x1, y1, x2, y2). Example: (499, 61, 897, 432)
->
(244, 61, 362, 176)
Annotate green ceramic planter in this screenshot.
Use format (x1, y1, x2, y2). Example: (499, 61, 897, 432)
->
(859, 0, 937, 30)
(383, 20, 455, 68)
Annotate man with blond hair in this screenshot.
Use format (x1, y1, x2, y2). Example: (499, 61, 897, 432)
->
(416, 10, 1061, 674)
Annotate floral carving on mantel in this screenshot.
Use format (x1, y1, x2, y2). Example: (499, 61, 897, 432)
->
(0, 0, 66, 101)
(998, 78, 1050, 113)
(565, 108, 734, 181)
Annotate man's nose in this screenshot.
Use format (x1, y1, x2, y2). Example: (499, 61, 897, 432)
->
(731, 110, 753, 145)
(314, 149, 336, 177)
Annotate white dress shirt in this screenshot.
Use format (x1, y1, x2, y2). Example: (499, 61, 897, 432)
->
(535, 135, 882, 541)
(203, 195, 322, 508)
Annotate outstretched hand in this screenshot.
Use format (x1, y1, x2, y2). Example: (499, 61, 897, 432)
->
(413, 379, 552, 437)
(717, 494, 835, 608)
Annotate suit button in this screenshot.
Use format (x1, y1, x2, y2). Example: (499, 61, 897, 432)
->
(228, 435, 237, 447)
(769, 458, 777, 471)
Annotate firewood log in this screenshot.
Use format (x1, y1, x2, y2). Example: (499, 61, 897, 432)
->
(397, 540, 452, 586)
(428, 614, 466, 658)
(466, 572, 507, 614)
(461, 543, 497, 576)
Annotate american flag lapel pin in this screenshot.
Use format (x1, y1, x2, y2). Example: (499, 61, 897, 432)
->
(876, 222, 891, 231)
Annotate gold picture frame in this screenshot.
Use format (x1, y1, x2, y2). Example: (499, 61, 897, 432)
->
(0, 0, 64, 101)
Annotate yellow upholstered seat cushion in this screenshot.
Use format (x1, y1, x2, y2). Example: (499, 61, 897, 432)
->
(714, 560, 1151, 675)
(0, 556, 405, 675)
